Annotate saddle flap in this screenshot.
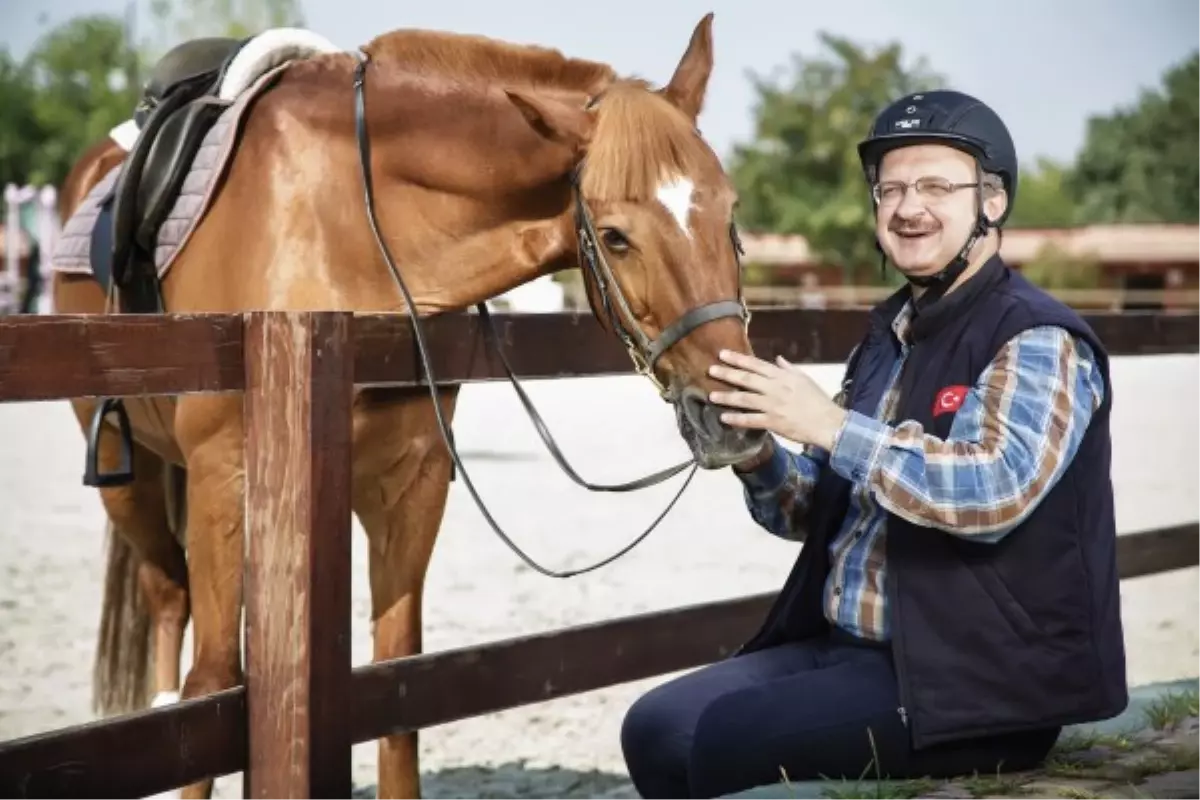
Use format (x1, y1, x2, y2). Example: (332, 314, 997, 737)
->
(111, 84, 201, 287)
(135, 97, 232, 255)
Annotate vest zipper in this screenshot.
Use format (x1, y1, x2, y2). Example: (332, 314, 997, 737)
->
(887, 553, 917, 742)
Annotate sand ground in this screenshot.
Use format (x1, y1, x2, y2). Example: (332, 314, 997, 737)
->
(1, 353, 1196, 797)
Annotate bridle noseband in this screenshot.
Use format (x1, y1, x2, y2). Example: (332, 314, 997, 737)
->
(352, 56, 747, 577)
(569, 163, 751, 399)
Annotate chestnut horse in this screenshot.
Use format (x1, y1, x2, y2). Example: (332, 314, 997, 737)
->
(53, 13, 763, 797)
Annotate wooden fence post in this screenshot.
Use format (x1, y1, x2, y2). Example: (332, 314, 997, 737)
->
(243, 311, 353, 798)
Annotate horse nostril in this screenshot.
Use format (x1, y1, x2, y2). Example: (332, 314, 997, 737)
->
(682, 389, 707, 427)
(680, 386, 727, 438)
(701, 401, 726, 436)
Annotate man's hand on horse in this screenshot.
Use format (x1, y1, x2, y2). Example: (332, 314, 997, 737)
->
(708, 350, 848, 452)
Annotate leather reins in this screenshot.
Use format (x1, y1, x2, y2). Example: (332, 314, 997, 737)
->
(352, 56, 746, 577)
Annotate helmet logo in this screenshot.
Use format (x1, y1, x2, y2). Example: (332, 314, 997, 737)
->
(894, 118, 921, 129)
(905, 105, 918, 113)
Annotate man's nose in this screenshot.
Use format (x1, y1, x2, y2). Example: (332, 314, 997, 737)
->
(895, 186, 926, 217)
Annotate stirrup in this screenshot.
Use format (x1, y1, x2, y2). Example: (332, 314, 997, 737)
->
(83, 397, 135, 487)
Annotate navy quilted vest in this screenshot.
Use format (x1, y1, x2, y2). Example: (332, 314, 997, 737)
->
(739, 256, 1128, 748)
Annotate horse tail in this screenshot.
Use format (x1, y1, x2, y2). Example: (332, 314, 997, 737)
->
(92, 521, 153, 716)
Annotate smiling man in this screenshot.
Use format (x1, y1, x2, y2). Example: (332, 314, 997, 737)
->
(618, 90, 1128, 799)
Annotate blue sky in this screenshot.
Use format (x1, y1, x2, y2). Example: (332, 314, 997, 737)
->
(3, 0, 1197, 166)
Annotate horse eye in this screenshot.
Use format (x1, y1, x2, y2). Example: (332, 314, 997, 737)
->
(600, 228, 631, 253)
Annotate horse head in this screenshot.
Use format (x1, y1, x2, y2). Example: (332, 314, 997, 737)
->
(502, 14, 765, 469)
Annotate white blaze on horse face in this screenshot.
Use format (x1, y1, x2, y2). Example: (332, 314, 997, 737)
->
(656, 175, 696, 239)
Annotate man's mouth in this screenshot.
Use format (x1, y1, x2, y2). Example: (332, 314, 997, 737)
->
(894, 228, 937, 240)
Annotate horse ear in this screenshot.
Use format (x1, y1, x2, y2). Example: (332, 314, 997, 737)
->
(661, 12, 714, 122)
(506, 89, 595, 153)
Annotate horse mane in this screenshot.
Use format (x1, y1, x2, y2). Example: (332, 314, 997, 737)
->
(292, 28, 706, 204)
(360, 28, 616, 95)
(580, 80, 708, 203)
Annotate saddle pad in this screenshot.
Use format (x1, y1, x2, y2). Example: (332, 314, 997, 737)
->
(51, 62, 292, 280)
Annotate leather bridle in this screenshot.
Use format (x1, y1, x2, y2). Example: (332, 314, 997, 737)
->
(569, 162, 751, 399)
(352, 56, 747, 577)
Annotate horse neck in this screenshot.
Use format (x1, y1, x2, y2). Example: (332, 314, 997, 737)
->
(360, 67, 586, 195)
(274, 60, 583, 314)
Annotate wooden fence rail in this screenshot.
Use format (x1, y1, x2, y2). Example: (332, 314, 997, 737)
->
(0, 308, 1196, 798)
(2, 308, 1196, 403)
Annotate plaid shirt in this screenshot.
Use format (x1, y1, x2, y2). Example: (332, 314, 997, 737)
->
(737, 301, 1106, 642)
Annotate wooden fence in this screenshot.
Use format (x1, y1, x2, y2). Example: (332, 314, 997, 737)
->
(0, 307, 1196, 798)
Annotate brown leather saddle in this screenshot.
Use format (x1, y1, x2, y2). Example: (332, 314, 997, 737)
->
(90, 36, 249, 317)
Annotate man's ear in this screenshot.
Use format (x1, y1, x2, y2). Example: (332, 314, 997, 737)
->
(983, 187, 1009, 225)
(506, 89, 595, 153)
(660, 12, 714, 122)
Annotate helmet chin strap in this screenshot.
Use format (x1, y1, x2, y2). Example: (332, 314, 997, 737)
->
(878, 163, 995, 308)
(904, 214, 989, 307)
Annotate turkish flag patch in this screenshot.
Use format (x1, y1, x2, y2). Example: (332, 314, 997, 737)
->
(932, 385, 969, 417)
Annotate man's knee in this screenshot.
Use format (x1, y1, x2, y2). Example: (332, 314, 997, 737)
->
(620, 685, 693, 797)
(687, 691, 771, 798)
(620, 686, 684, 764)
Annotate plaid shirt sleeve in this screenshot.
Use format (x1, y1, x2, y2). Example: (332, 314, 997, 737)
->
(735, 441, 827, 541)
(734, 347, 861, 541)
(828, 325, 1105, 543)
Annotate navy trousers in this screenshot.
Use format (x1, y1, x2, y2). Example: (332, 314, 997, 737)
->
(619, 632, 1060, 799)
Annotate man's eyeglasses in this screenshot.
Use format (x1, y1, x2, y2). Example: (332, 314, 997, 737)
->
(872, 177, 979, 206)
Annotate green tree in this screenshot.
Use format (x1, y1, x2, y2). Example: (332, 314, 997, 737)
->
(1, 0, 310, 186)
(727, 34, 944, 283)
(1067, 51, 1198, 224)
(0, 51, 45, 186)
(22, 15, 140, 185)
(1005, 157, 1077, 229)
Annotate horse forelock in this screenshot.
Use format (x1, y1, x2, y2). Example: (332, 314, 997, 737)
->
(580, 81, 714, 204)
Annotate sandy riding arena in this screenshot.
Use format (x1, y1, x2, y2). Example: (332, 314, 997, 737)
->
(1, 353, 1196, 798)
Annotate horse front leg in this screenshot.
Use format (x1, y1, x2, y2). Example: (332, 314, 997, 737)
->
(173, 396, 246, 800)
(352, 388, 460, 799)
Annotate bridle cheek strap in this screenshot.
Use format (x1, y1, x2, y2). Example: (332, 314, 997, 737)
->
(569, 168, 749, 397)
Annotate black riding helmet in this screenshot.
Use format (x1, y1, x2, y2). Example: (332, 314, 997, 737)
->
(857, 90, 1019, 297)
